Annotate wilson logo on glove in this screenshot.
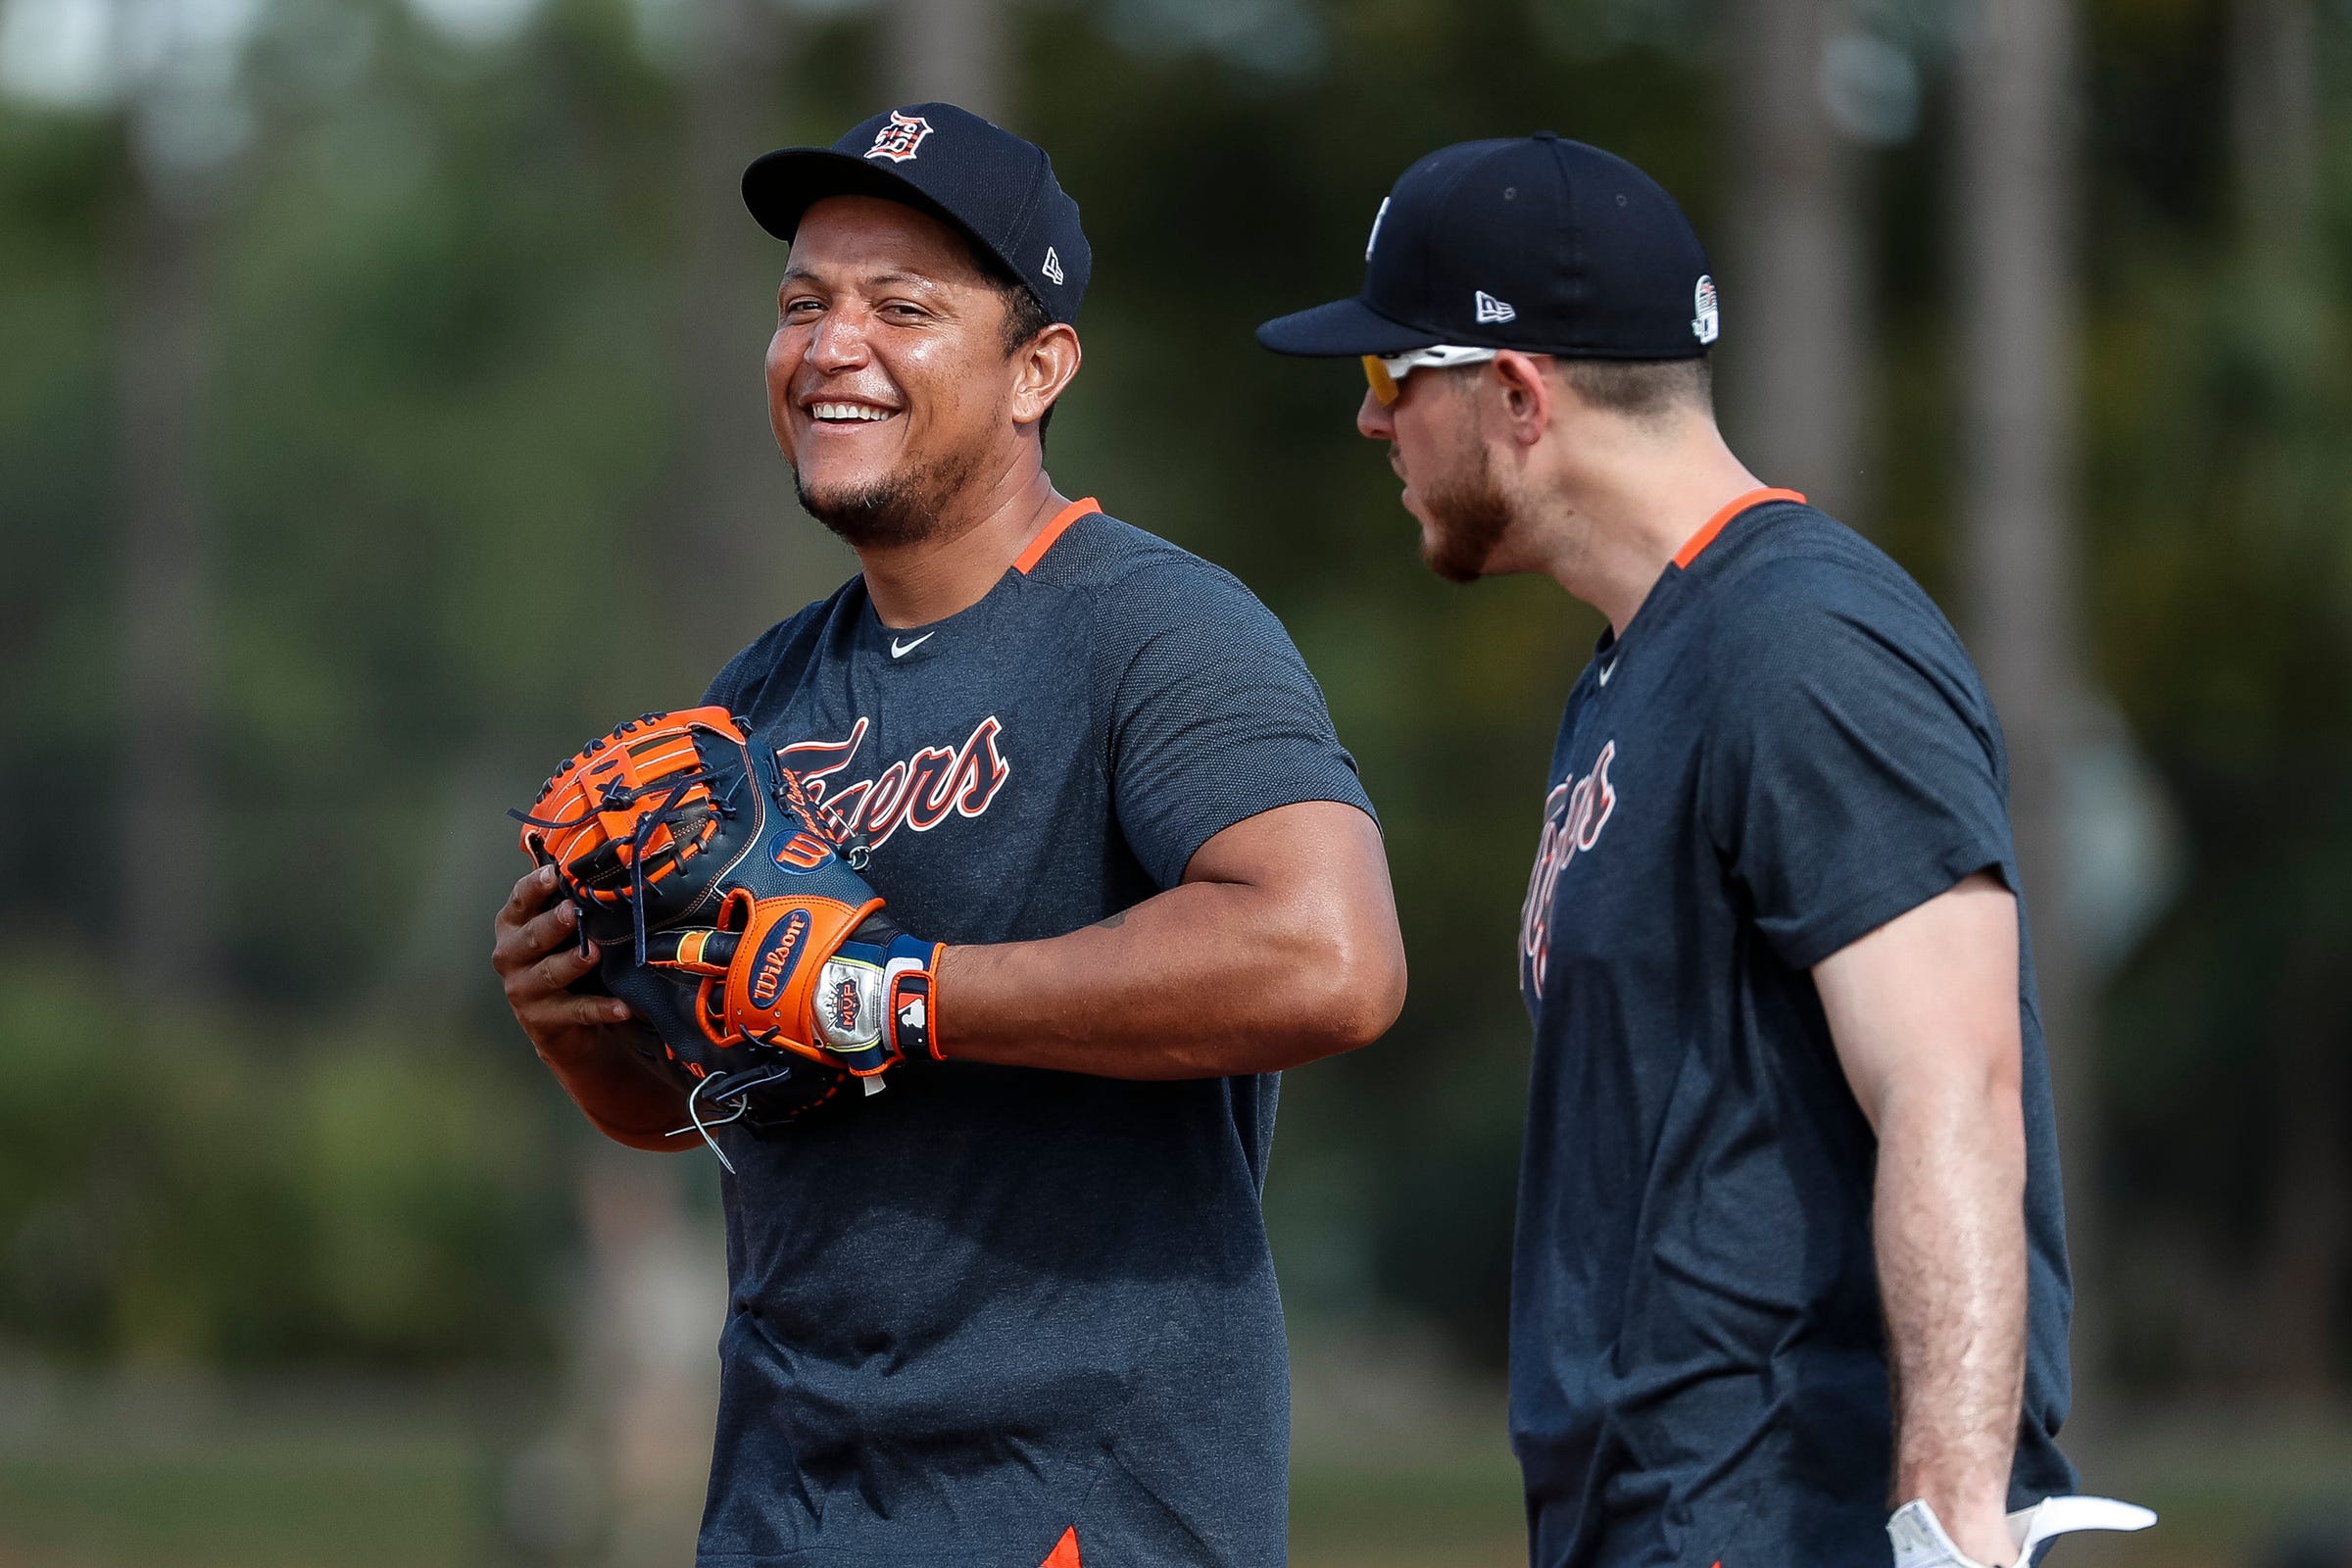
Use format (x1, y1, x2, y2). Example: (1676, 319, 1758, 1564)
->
(513, 707, 948, 1167)
(771, 831, 832, 871)
(748, 911, 811, 1008)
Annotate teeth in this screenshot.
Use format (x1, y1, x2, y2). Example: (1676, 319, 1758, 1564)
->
(810, 403, 894, 422)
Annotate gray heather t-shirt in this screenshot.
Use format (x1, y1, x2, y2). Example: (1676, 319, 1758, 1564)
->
(1511, 496, 2075, 1567)
(692, 503, 1376, 1568)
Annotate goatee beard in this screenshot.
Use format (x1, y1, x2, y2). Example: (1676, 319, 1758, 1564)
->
(795, 449, 980, 550)
(1419, 445, 1514, 584)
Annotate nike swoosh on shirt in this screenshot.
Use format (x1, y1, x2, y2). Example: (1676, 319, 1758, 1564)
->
(890, 632, 935, 659)
(1596, 659, 1618, 687)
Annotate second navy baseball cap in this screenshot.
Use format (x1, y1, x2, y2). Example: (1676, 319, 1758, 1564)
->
(1256, 132, 1717, 360)
(743, 102, 1091, 325)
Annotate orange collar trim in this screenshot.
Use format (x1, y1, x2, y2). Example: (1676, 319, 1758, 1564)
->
(1013, 496, 1102, 575)
(1671, 487, 1807, 569)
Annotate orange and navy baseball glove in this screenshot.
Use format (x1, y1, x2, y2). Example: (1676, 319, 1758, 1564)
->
(512, 708, 943, 1149)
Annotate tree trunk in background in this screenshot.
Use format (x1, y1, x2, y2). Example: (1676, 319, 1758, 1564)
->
(1952, 0, 2099, 1406)
(2230, 0, 2338, 1396)
(1719, 0, 1870, 524)
(579, 9, 812, 1560)
(581, 1148, 728, 1568)
(2230, 0, 2317, 258)
(886, 0, 1012, 124)
(117, 174, 214, 1002)
(668, 0, 835, 685)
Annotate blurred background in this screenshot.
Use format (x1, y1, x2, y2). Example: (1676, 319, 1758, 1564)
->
(3, 0, 2350, 1562)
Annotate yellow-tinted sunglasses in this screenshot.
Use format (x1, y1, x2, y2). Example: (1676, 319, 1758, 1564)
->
(1361, 344, 1500, 406)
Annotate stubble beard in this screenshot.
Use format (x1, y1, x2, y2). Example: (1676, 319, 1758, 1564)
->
(795, 445, 984, 551)
(1418, 440, 1515, 585)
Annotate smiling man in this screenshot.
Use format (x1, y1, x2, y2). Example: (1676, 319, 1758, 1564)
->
(490, 104, 1406, 1567)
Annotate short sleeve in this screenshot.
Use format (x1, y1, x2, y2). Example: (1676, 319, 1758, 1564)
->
(1697, 563, 2015, 970)
(702, 601, 828, 713)
(1103, 564, 1377, 889)
(702, 649, 752, 710)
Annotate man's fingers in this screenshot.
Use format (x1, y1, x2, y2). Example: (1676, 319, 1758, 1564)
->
(516, 937, 601, 1000)
(544, 991, 635, 1029)
(494, 898, 582, 976)
(500, 863, 561, 925)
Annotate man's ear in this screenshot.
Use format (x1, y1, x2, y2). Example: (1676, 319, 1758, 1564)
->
(1011, 322, 1082, 427)
(1490, 351, 1555, 447)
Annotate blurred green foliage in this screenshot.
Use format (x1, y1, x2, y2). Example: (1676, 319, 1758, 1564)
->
(1, 0, 2349, 1396)
(0, 956, 568, 1365)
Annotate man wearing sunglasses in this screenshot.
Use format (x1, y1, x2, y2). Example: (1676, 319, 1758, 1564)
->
(1257, 136, 2090, 1567)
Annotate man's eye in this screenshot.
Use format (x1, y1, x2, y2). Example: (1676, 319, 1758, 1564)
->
(782, 298, 821, 317)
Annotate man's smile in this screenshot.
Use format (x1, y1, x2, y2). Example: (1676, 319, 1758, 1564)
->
(800, 392, 903, 429)
(808, 402, 897, 423)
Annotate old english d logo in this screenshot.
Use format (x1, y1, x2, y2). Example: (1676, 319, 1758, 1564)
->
(865, 110, 932, 163)
(747, 910, 811, 1008)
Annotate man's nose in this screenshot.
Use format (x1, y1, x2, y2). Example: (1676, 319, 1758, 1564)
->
(1356, 387, 1394, 441)
(808, 310, 869, 370)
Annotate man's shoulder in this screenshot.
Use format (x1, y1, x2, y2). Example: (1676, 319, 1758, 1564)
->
(1701, 505, 1965, 665)
(1678, 505, 1999, 746)
(1030, 509, 1260, 608)
(703, 577, 865, 710)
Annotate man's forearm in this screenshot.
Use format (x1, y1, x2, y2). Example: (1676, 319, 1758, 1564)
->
(937, 879, 1400, 1078)
(1875, 1077, 2029, 1555)
(540, 1034, 698, 1152)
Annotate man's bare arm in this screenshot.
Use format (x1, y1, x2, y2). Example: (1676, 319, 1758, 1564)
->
(937, 800, 1406, 1077)
(492, 863, 697, 1152)
(1815, 870, 2027, 1567)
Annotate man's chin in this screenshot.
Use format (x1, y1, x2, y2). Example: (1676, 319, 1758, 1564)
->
(796, 475, 930, 549)
(1418, 509, 1510, 584)
(794, 447, 984, 552)
(1421, 545, 1487, 585)
(1414, 465, 1515, 585)
(1421, 534, 1494, 585)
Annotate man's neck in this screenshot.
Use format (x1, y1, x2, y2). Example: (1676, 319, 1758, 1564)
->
(1536, 426, 1767, 637)
(856, 463, 1066, 628)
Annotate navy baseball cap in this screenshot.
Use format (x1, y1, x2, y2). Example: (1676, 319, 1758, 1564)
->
(743, 102, 1091, 324)
(1257, 132, 1717, 361)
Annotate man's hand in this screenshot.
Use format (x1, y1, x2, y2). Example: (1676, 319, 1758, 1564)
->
(1891, 1494, 2159, 1568)
(492, 863, 692, 1151)
(1815, 869, 2027, 1568)
(495, 862, 633, 1054)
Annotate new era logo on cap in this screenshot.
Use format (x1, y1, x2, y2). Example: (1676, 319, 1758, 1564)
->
(1043, 246, 1064, 285)
(1474, 290, 1517, 324)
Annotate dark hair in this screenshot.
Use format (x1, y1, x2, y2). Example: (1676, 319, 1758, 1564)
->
(961, 235, 1059, 441)
(1555, 356, 1713, 422)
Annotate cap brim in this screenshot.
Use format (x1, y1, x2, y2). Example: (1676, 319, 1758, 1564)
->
(742, 147, 968, 247)
(1254, 297, 1444, 358)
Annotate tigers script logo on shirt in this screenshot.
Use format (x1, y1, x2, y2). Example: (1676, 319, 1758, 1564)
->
(1520, 740, 1618, 994)
(776, 715, 1010, 851)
